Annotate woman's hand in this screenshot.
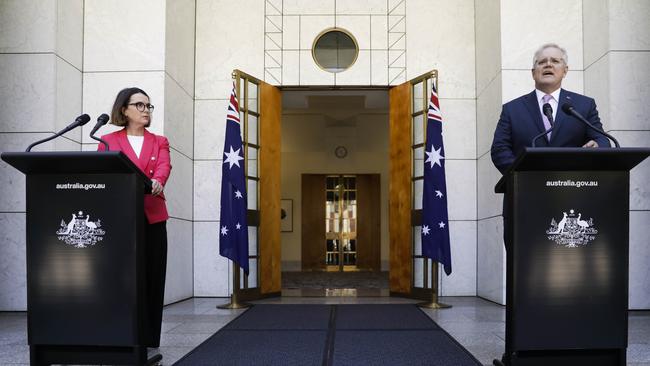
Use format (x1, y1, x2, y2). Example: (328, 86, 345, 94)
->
(151, 179, 164, 196)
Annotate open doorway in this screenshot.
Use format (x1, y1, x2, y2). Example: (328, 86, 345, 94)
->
(279, 89, 390, 294)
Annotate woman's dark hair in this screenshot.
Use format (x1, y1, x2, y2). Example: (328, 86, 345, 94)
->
(110, 87, 151, 127)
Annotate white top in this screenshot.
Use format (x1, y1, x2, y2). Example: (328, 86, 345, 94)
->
(127, 135, 144, 158)
(535, 88, 560, 122)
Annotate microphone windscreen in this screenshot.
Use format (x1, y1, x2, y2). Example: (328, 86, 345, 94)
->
(76, 114, 91, 125)
(561, 102, 574, 114)
(543, 103, 553, 114)
(97, 113, 110, 125)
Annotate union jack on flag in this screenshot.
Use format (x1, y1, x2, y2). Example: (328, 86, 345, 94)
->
(219, 83, 250, 274)
(421, 81, 452, 275)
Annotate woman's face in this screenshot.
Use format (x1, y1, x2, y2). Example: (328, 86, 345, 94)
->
(122, 93, 152, 128)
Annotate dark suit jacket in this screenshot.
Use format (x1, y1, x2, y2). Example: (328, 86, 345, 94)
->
(98, 128, 172, 224)
(491, 89, 610, 174)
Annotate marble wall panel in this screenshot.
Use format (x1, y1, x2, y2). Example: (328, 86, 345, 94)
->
(282, 51, 300, 85)
(83, 0, 165, 72)
(164, 218, 193, 305)
(56, 0, 83, 69)
(501, 0, 583, 70)
(501, 70, 584, 105)
(582, 0, 609, 68)
(477, 154, 503, 220)
(583, 54, 611, 130)
(194, 160, 222, 221)
(629, 211, 650, 309)
(615, 131, 650, 211)
(283, 0, 334, 15)
(166, 150, 193, 221)
(476, 74, 503, 157)
(81, 72, 166, 143)
(336, 0, 387, 15)
(445, 160, 477, 221)
(0, 0, 55, 52)
(474, 0, 501, 96)
(165, 0, 196, 96)
(336, 16, 371, 50)
(477, 216, 506, 304)
(299, 50, 335, 85)
(164, 75, 193, 158)
(0, 213, 26, 311)
(283, 16, 300, 50)
(440, 99, 476, 159)
(55, 57, 82, 142)
(406, 0, 475, 99)
(194, 221, 230, 296)
(195, 0, 264, 99)
(371, 50, 388, 85)
(440, 221, 477, 296)
(299, 15, 335, 50)
(335, 50, 370, 85)
(607, 52, 650, 131)
(0, 54, 55, 132)
(608, 0, 650, 52)
(370, 15, 387, 49)
(194, 100, 228, 160)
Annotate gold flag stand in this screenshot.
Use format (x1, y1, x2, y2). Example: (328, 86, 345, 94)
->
(417, 262, 451, 309)
(217, 263, 251, 309)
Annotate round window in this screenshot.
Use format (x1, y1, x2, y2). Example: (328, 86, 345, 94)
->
(312, 29, 359, 73)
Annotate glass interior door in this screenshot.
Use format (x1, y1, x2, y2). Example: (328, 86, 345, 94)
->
(325, 175, 357, 271)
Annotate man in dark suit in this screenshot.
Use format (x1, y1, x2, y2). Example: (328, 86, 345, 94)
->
(491, 43, 610, 174)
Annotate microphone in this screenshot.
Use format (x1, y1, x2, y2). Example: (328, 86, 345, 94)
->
(542, 103, 554, 125)
(90, 113, 110, 151)
(561, 103, 620, 148)
(26, 114, 91, 152)
(531, 104, 557, 148)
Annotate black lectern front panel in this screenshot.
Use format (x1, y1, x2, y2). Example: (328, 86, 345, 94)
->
(510, 171, 628, 351)
(26, 173, 144, 346)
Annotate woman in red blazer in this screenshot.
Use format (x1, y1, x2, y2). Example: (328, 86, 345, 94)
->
(98, 87, 171, 349)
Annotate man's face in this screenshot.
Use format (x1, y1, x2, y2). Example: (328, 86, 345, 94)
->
(532, 47, 568, 92)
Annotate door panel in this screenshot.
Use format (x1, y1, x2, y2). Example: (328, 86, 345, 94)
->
(389, 81, 413, 294)
(357, 174, 380, 271)
(301, 174, 326, 270)
(260, 81, 281, 294)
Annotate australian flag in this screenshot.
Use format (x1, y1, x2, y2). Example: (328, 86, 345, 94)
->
(219, 83, 249, 274)
(421, 82, 452, 275)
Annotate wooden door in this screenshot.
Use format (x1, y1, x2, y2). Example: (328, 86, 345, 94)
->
(233, 70, 281, 300)
(356, 174, 380, 271)
(301, 174, 326, 270)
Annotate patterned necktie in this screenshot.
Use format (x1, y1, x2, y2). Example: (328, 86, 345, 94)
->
(542, 94, 553, 140)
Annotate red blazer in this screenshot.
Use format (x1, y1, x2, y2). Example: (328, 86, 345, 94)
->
(98, 128, 172, 224)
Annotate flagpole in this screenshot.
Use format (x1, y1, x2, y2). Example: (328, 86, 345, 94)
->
(217, 263, 251, 309)
(417, 262, 451, 309)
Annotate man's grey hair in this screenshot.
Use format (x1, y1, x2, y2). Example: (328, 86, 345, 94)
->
(532, 43, 568, 68)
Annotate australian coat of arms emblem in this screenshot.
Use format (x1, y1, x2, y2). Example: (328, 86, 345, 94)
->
(56, 211, 105, 248)
(546, 209, 597, 247)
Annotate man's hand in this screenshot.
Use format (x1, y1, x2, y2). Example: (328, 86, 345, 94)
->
(582, 140, 598, 148)
(151, 179, 164, 196)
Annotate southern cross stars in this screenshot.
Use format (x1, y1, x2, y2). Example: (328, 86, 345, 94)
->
(422, 225, 430, 235)
(220, 226, 228, 236)
(435, 190, 443, 198)
(223, 146, 244, 169)
(234, 190, 243, 199)
(425, 144, 444, 168)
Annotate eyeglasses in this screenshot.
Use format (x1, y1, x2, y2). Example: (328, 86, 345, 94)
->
(128, 102, 155, 112)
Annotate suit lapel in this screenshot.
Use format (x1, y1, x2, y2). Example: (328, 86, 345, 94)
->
(139, 130, 155, 170)
(550, 89, 570, 145)
(523, 91, 548, 144)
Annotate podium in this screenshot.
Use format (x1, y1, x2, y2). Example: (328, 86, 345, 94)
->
(1, 151, 161, 366)
(494, 147, 650, 366)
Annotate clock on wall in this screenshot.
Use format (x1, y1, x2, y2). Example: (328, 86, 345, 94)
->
(334, 145, 348, 159)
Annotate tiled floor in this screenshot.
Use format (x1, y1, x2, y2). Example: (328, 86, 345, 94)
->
(1, 296, 649, 365)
